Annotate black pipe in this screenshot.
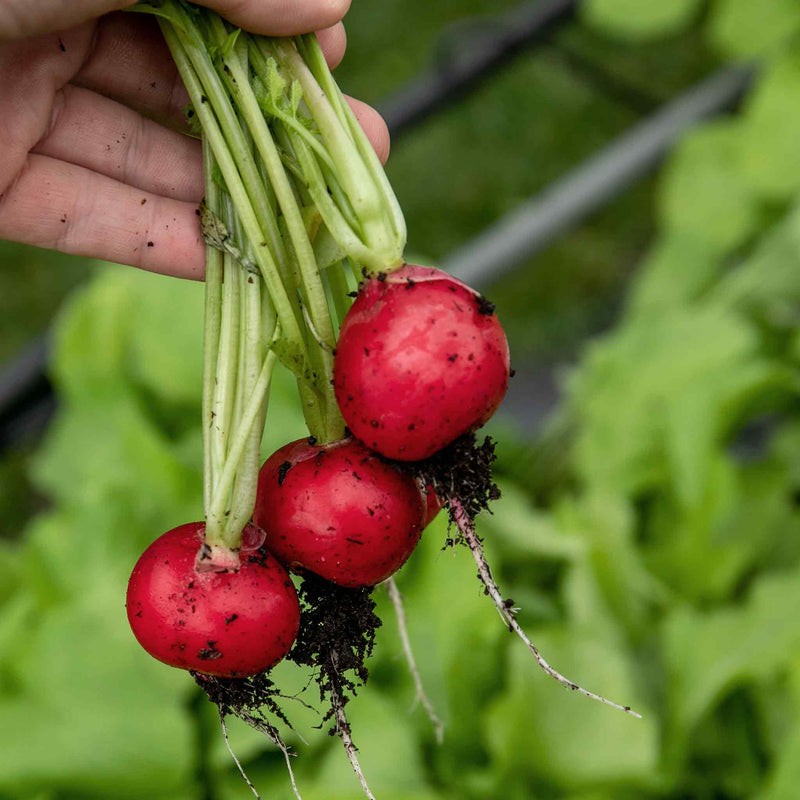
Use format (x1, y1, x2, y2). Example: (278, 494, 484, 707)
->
(0, 335, 51, 449)
(379, 0, 579, 137)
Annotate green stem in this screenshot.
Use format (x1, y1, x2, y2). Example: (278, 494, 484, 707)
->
(158, 10, 309, 380)
(262, 38, 404, 272)
(212, 21, 335, 354)
(231, 215, 248, 433)
(209, 19, 342, 440)
(201, 138, 223, 518)
(226, 265, 267, 541)
(247, 41, 337, 175)
(288, 131, 377, 267)
(209, 348, 279, 537)
(327, 259, 353, 330)
(298, 33, 407, 254)
(206, 244, 240, 541)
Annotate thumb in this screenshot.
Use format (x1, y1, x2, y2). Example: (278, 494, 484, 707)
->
(194, 0, 351, 36)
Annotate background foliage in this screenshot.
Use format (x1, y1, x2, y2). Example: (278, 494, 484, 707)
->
(3, 0, 800, 797)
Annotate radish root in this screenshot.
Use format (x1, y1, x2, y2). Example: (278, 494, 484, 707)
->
(331, 686, 376, 800)
(385, 578, 445, 743)
(219, 710, 303, 800)
(449, 497, 642, 719)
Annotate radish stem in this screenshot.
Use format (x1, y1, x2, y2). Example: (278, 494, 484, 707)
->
(201, 139, 223, 517)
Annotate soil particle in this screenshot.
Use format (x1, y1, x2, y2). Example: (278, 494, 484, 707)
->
(412, 433, 500, 542)
(192, 670, 289, 730)
(277, 461, 292, 486)
(197, 645, 223, 661)
(289, 574, 381, 729)
(475, 294, 496, 315)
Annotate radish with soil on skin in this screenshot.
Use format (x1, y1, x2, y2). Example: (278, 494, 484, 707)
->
(333, 265, 511, 462)
(126, 522, 300, 677)
(254, 437, 426, 588)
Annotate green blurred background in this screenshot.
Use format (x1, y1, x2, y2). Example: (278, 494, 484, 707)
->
(4, 0, 800, 797)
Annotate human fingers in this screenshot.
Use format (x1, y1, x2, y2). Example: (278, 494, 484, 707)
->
(0, 96, 387, 278)
(33, 84, 204, 202)
(74, 14, 348, 131)
(0, 154, 205, 278)
(0, 0, 129, 40)
(316, 22, 347, 70)
(72, 14, 385, 162)
(28, 87, 386, 209)
(0, 0, 350, 40)
(345, 97, 391, 164)
(195, 0, 351, 36)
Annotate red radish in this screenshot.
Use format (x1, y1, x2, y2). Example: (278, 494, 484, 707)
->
(126, 522, 300, 677)
(333, 264, 510, 461)
(254, 438, 425, 587)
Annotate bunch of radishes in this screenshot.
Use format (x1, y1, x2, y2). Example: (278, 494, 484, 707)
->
(127, 262, 510, 677)
(124, 2, 637, 795)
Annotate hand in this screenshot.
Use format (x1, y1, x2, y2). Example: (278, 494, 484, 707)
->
(0, 1, 390, 279)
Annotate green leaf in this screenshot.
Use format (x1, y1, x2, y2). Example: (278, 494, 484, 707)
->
(268, 335, 319, 395)
(124, 270, 205, 406)
(759, 718, 800, 800)
(480, 480, 583, 561)
(663, 359, 792, 510)
(555, 492, 667, 638)
(659, 121, 761, 254)
(49, 265, 205, 408)
(49, 265, 132, 400)
(644, 451, 800, 602)
(738, 51, 800, 200)
(627, 233, 722, 317)
(266, 57, 287, 105)
(378, 518, 507, 792)
(302, 691, 437, 799)
(713, 201, 800, 327)
(219, 28, 241, 59)
(571, 305, 762, 497)
(485, 630, 657, 789)
(0, 539, 21, 606)
(290, 79, 304, 115)
(583, 0, 702, 40)
(664, 568, 800, 743)
(31, 391, 201, 523)
(312, 226, 348, 271)
(125, 1, 190, 34)
(710, 0, 800, 57)
(0, 604, 193, 798)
